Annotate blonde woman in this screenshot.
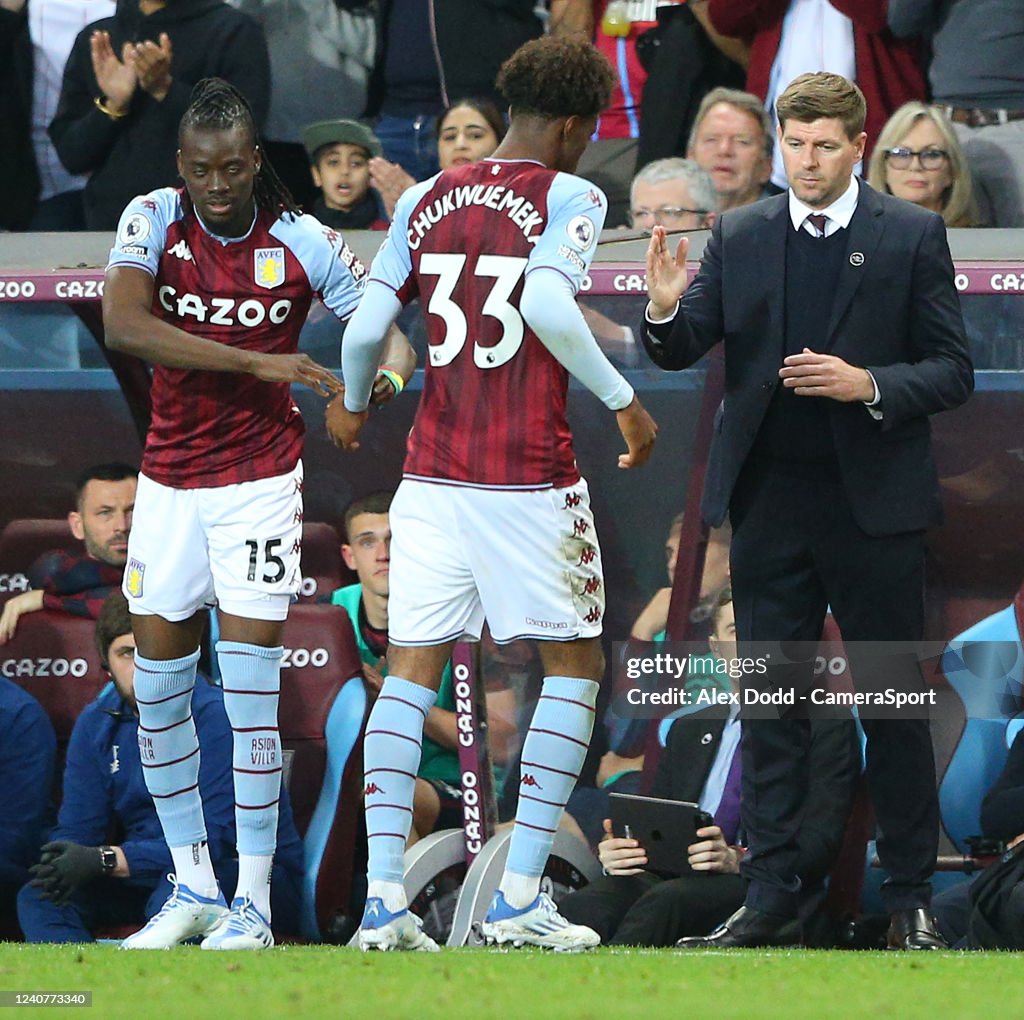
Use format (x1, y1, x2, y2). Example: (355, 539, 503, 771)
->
(868, 102, 978, 227)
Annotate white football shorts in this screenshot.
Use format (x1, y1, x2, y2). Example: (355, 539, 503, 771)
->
(387, 477, 605, 646)
(123, 461, 303, 622)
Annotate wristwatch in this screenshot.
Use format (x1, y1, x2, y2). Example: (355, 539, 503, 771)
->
(99, 846, 118, 874)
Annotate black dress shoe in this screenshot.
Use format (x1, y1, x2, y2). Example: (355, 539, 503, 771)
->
(676, 906, 801, 949)
(886, 908, 947, 950)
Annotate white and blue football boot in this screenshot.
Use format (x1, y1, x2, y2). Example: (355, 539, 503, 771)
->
(120, 876, 228, 949)
(481, 891, 600, 952)
(357, 897, 439, 952)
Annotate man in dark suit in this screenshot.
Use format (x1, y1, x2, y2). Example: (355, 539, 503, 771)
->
(641, 72, 973, 950)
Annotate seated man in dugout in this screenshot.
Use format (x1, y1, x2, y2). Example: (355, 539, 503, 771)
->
(561, 588, 860, 947)
(0, 463, 138, 644)
(17, 593, 304, 946)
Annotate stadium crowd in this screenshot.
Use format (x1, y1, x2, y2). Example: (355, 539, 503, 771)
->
(0, 0, 1022, 954)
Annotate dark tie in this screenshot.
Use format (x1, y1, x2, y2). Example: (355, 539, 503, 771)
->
(713, 741, 743, 845)
(806, 213, 829, 237)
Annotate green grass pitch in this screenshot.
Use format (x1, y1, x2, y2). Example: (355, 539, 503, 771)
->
(1, 944, 1022, 1020)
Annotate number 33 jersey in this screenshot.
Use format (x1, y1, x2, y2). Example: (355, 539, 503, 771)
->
(370, 159, 608, 490)
(107, 188, 366, 489)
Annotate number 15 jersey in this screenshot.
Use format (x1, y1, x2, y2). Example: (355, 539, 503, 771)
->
(369, 159, 608, 490)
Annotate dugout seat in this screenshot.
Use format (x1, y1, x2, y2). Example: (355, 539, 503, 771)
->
(278, 602, 370, 942)
(853, 591, 1024, 917)
(935, 587, 1024, 852)
(297, 522, 353, 602)
(0, 519, 75, 600)
(0, 610, 107, 749)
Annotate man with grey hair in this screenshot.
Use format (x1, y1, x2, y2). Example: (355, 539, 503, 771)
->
(630, 157, 718, 233)
(688, 87, 775, 211)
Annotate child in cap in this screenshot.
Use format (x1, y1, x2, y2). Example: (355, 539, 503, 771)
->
(302, 119, 389, 231)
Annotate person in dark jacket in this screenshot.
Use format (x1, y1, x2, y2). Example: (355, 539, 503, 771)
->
(0, 0, 39, 230)
(49, 0, 270, 230)
(365, 0, 541, 181)
(560, 592, 859, 947)
(932, 725, 1024, 946)
(17, 593, 303, 943)
(0, 678, 56, 925)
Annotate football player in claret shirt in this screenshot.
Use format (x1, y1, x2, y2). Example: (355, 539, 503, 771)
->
(101, 78, 414, 951)
(328, 36, 658, 952)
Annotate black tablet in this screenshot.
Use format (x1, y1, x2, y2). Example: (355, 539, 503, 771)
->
(608, 793, 713, 876)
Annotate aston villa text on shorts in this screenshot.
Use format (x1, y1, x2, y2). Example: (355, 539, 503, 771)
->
(407, 184, 545, 251)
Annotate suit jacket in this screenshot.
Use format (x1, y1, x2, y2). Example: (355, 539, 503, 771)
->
(641, 180, 974, 536)
(653, 706, 859, 888)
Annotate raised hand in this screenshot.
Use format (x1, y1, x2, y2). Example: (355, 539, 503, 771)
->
(248, 352, 343, 397)
(368, 157, 416, 219)
(615, 395, 658, 469)
(645, 225, 690, 320)
(130, 33, 173, 101)
(90, 31, 137, 113)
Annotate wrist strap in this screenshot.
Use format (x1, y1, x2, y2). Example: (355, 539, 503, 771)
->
(94, 96, 128, 120)
(379, 367, 404, 395)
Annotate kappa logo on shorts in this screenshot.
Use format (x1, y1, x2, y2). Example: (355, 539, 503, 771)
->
(125, 558, 145, 598)
(254, 247, 286, 289)
(583, 577, 601, 595)
(583, 606, 602, 624)
(572, 519, 589, 538)
(578, 547, 597, 566)
(562, 492, 582, 510)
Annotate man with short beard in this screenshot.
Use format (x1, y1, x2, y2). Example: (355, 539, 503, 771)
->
(0, 463, 137, 644)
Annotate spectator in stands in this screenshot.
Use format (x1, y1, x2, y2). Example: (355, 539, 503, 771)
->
(369, 98, 506, 221)
(366, 0, 540, 183)
(17, 592, 303, 944)
(27, 0, 117, 230)
(867, 102, 977, 228)
(688, 87, 776, 211)
(328, 491, 517, 842)
(48, 0, 270, 230)
(888, 0, 1024, 227)
(301, 119, 388, 231)
(0, 463, 137, 645)
(548, 2, 748, 225)
(0, 677, 56, 925)
(0, 0, 37, 231)
(629, 157, 718, 233)
(561, 589, 859, 947)
(230, 0, 375, 211)
(707, 0, 927, 190)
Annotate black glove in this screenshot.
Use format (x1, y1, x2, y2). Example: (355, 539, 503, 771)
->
(29, 842, 105, 905)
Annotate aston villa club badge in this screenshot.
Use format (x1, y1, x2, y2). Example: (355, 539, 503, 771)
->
(254, 247, 286, 289)
(125, 558, 145, 598)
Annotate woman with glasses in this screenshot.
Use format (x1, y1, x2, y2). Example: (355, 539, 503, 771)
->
(868, 102, 978, 227)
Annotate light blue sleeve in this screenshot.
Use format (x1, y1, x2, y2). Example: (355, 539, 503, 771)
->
(106, 189, 180, 277)
(367, 177, 436, 299)
(271, 213, 368, 322)
(526, 173, 608, 293)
